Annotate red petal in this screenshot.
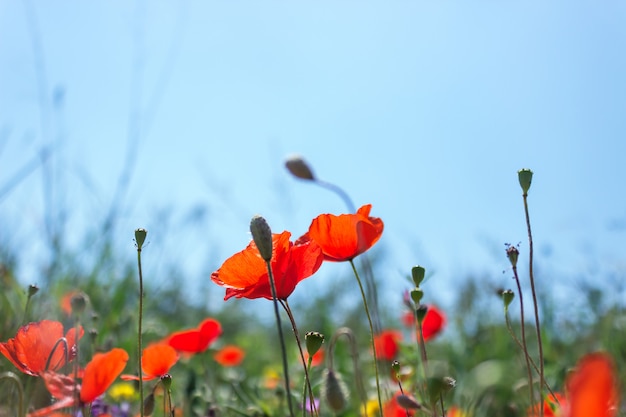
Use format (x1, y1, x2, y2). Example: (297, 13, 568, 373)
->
(80, 348, 129, 403)
(214, 345, 245, 367)
(566, 352, 619, 417)
(422, 306, 446, 341)
(167, 318, 222, 353)
(140, 344, 178, 380)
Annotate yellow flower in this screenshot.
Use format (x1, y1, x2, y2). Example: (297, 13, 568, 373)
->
(362, 399, 379, 417)
(108, 382, 137, 402)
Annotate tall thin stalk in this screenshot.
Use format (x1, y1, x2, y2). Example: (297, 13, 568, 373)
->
(349, 259, 383, 417)
(135, 229, 147, 417)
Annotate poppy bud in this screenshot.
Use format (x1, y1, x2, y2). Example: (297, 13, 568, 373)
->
(250, 215, 273, 262)
(321, 368, 349, 413)
(70, 291, 88, 315)
(135, 228, 147, 249)
(285, 154, 315, 180)
(391, 360, 401, 375)
(442, 376, 456, 392)
(305, 331, 324, 357)
(506, 245, 519, 268)
(518, 169, 533, 195)
(501, 289, 515, 311)
(143, 392, 155, 415)
(396, 394, 422, 410)
(411, 265, 425, 286)
(410, 288, 423, 305)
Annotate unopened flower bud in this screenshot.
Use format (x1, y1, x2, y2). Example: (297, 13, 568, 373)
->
(135, 228, 147, 250)
(411, 265, 425, 286)
(70, 291, 88, 315)
(161, 373, 172, 390)
(285, 155, 315, 180)
(305, 331, 324, 357)
(321, 369, 349, 413)
(396, 394, 422, 410)
(250, 215, 273, 262)
(518, 169, 533, 195)
(143, 392, 155, 415)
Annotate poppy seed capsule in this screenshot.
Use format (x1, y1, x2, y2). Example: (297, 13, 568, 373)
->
(250, 215, 273, 262)
(321, 368, 349, 413)
(135, 228, 147, 249)
(502, 289, 515, 310)
(506, 245, 519, 268)
(410, 288, 423, 305)
(285, 155, 315, 180)
(518, 168, 533, 195)
(411, 265, 425, 286)
(305, 331, 324, 357)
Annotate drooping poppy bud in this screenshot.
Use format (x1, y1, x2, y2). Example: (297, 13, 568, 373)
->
(321, 368, 349, 413)
(285, 154, 315, 181)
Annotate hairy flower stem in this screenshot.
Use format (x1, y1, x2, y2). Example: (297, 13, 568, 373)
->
(523, 193, 544, 417)
(280, 299, 318, 417)
(328, 327, 368, 414)
(512, 266, 534, 406)
(504, 312, 558, 402)
(416, 316, 438, 417)
(0, 371, 24, 417)
(136, 246, 145, 417)
(264, 261, 296, 417)
(349, 259, 384, 417)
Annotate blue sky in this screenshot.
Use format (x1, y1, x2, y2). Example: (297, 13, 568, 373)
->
(1, 1, 625, 317)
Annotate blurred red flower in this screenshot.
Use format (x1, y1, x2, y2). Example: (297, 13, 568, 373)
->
(0, 320, 84, 376)
(166, 318, 222, 354)
(122, 344, 179, 381)
(29, 348, 128, 416)
(211, 231, 324, 300)
(305, 348, 325, 367)
(214, 345, 245, 367)
(401, 305, 446, 341)
(303, 204, 383, 262)
(565, 352, 619, 417)
(374, 330, 403, 361)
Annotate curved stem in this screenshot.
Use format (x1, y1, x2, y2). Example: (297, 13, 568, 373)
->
(512, 266, 534, 406)
(280, 299, 318, 417)
(349, 259, 383, 417)
(523, 193, 544, 416)
(0, 371, 24, 417)
(264, 261, 295, 417)
(328, 327, 368, 414)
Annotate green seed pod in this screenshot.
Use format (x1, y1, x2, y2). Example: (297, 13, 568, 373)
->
(250, 215, 273, 262)
(502, 289, 515, 311)
(506, 245, 519, 268)
(135, 228, 147, 249)
(410, 288, 423, 305)
(518, 169, 533, 195)
(411, 265, 425, 286)
(416, 304, 428, 323)
(305, 331, 325, 357)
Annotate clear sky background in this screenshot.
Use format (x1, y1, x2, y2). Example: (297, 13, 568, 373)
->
(1, 1, 625, 318)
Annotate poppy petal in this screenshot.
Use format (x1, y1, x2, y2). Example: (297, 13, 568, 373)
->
(167, 318, 222, 353)
(566, 352, 619, 417)
(214, 345, 245, 367)
(140, 344, 178, 380)
(80, 348, 129, 403)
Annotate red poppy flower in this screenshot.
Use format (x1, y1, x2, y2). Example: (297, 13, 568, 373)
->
(304, 204, 383, 262)
(211, 231, 324, 300)
(122, 344, 179, 381)
(166, 318, 222, 354)
(0, 320, 84, 376)
(214, 345, 245, 367)
(373, 330, 402, 361)
(401, 305, 446, 341)
(565, 352, 619, 417)
(29, 348, 129, 416)
(305, 348, 325, 367)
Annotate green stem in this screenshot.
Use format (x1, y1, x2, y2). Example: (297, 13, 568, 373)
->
(504, 311, 558, 402)
(264, 260, 295, 417)
(349, 259, 383, 417)
(137, 246, 145, 417)
(523, 193, 544, 416)
(0, 372, 24, 417)
(417, 313, 436, 417)
(512, 265, 534, 406)
(280, 299, 318, 417)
